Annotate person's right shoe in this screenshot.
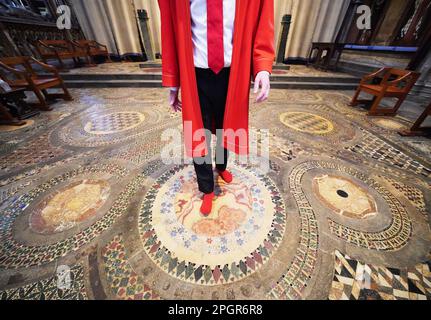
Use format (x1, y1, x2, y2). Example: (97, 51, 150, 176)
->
(200, 192, 215, 216)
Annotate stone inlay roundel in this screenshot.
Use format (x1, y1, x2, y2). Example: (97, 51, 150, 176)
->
(138, 164, 286, 285)
(84, 111, 145, 135)
(280, 112, 334, 135)
(30, 180, 111, 234)
(313, 175, 377, 219)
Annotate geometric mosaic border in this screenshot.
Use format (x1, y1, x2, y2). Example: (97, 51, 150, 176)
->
(347, 129, 431, 178)
(380, 175, 428, 219)
(268, 161, 319, 300)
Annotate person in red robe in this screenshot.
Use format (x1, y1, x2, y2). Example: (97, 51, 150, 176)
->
(158, 0, 275, 215)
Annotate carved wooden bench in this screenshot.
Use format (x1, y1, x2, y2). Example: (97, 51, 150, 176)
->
(0, 56, 73, 111)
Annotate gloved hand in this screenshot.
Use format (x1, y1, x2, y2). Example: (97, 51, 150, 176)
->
(169, 87, 182, 112)
(254, 71, 271, 103)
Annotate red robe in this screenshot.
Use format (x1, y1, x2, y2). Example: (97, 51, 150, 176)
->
(158, 0, 275, 158)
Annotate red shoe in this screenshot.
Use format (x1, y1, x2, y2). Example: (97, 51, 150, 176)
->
(217, 169, 233, 184)
(200, 192, 215, 216)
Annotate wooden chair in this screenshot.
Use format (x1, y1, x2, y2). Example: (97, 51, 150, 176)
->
(350, 67, 420, 116)
(35, 40, 92, 69)
(0, 56, 73, 111)
(399, 102, 431, 137)
(72, 40, 111, 63)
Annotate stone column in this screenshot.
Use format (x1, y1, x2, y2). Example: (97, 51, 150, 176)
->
(137, 9, 155, 61)
(276, 14, 292, 65)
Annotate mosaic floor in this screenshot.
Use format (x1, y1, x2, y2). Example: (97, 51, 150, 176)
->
(0, 86, 430, 300)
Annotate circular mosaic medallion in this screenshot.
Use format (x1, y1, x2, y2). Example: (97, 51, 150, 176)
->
(84, 112, 145, 135)
(312, 175, 377, 219)
(138, 164, 286, 285)
(0, 164, 136, 269)
(280, 112, 334, 135)
(30, 180, 111, 234)
(293, 161, 412, 252)
(54, 106, 170, 148)
(371, 118, 407, 131)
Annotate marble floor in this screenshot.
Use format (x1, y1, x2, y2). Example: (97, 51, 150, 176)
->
(0, 87, 430, 300)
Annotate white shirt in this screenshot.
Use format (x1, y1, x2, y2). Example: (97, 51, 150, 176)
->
(190, 0, 236, 69)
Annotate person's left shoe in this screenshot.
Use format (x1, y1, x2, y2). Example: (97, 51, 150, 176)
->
(217, 169, 233, 184)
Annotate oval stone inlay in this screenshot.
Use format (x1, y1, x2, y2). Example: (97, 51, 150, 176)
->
(313, 174, 377, 219)
(30, 179, 111, 234)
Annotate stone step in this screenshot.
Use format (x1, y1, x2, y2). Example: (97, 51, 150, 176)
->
(59, 73, 360, 83)
(137, 62, 292, 70)
(271, 81, 357, 90)
(65, 79, 358, 90)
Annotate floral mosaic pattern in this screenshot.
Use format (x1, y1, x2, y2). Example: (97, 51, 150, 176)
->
(138, 163, 287, 285)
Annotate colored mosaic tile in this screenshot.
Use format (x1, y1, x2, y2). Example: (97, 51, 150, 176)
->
(0, 164, 137, 269)
(265, 133, 312, 163)
(138, 162, 287, 286)
(329, 250, 431, 300)
(0, 264, 87, 300)
(380, 175, 428, 218)
(0, 132, 65, 173)
(346, 129, 431, 178)
(102, 235, 160, 300)
(268, 162, 319, 300)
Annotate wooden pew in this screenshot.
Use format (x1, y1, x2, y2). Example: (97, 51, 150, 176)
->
(350, 67, 420, 116)
(72, 40, 111, 63)
(35, 40, 92, 69)
(0, 56, 73, 111)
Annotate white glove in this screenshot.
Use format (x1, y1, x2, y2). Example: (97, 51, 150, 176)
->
(254, 71, 271, 103)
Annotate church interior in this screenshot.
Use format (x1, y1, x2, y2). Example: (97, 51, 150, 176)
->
(0, 0, 430, 301)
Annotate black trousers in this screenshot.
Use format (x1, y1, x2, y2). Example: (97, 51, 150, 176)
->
(193, 67, 230, 194)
